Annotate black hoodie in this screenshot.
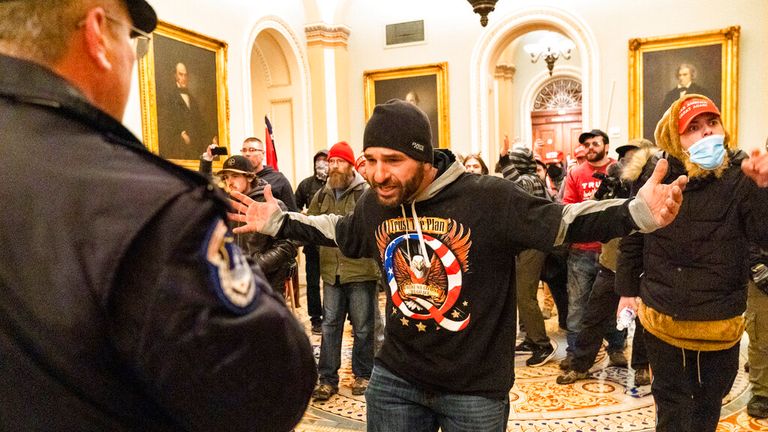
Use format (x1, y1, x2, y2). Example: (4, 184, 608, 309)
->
(268, 149, 657, 398)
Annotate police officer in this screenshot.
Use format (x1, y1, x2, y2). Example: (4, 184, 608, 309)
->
(0, 1, 315, 430)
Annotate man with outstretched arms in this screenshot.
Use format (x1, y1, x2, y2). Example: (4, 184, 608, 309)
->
(231, 99, 687, 432)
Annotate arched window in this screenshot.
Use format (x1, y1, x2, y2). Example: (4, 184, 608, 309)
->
(533, 78, 582, 111)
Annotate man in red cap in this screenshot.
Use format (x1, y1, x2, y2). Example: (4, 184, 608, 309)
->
(0, 0, 316, 430)
(308, 141, 380, 401)
(617, 94, 768, 431)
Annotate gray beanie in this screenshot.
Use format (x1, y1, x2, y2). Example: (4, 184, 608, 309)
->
(363, 99, 433, 164)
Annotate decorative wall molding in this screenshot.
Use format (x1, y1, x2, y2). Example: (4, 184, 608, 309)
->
(494, 63, 516, 80)
(305, 23, 351, 47)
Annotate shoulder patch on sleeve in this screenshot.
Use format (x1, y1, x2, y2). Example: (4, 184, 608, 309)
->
(203, 219, 258, 314)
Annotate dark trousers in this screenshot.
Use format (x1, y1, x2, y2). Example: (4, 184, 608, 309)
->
(303, 245, 322, 324)
(644, 330, 739, 432)
(541, 251, 569, 330)
(570, 265, 642, 372)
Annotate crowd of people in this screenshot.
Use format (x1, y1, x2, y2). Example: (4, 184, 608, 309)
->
(3, 1, 768, 432)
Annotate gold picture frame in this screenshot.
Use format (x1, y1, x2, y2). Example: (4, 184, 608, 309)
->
(628, 26, 739, 143)
(138, 21, 229, 171)
(363, 62, 450, 149)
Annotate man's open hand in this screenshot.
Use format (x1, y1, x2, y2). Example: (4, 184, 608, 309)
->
(742, 149, 768, 187)
(636, 158, 688, 228)
(228, 184, 280, 234)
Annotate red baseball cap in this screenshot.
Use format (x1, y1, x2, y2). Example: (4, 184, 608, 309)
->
(678, 97, 721, 134)
(573, 145, 587, 159)
(355, 154, 366, 172)
(543, 150, 564, 164)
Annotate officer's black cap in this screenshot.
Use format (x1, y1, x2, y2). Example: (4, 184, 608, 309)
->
(0, 0, 157, 34)
(124, 0, 157, 34)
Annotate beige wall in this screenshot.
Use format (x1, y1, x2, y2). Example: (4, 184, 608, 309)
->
(125, 0, 768, 179)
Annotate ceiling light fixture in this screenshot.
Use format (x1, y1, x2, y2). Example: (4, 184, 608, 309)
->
(524, 36, 575, 76)
(467, 0, 498, 27)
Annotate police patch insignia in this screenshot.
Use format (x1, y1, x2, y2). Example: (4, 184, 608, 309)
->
(204, 219, 257, 314)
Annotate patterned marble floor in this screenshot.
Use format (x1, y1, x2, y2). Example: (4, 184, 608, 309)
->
(289, 289, 768, 432)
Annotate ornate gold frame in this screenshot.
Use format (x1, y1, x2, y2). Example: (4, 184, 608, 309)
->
(628, 26, 739, 142)
(138, 21, 229, 171)
(363, 62, 450, 148)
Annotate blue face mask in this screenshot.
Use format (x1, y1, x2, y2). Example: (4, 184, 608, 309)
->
(686, 134, 725, 170)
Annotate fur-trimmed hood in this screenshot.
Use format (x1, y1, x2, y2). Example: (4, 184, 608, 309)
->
(654, 93, 737, 179)
(622, 146, 658, 183)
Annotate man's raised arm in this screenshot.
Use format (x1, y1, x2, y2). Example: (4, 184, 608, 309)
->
(229, 185, 339, 247)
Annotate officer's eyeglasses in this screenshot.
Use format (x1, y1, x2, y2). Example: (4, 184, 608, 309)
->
(78, 13, 152, 60)
(241, 147, 264, 154)
(104, 14, 152, 60)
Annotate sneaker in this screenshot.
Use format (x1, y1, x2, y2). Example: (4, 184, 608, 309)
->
(634, 367, 651, 386)
(526, 344, 555, 367)
(556, 369, 590, 385)
(559, 354, 573, 370)
(748, 395, 768, 419)
(312, 383, 337, 401)
(608, 351, 628, 368)
(515, 339, 537, 353)
(311, 322, 322, 335)
(351, 377, 369, 396)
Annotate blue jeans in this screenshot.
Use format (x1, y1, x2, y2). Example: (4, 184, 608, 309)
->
(318, 280, 377, 387)
(366, 365, 510, 432)
(565, 249, 625, 354)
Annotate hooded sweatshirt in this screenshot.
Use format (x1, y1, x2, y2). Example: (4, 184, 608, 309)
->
(498, 146, 551, 199)
(617, 94, 768, 351)
(265, 149, 662, 398)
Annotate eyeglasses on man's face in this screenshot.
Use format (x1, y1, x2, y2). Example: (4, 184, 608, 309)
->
(104, 14, 152, 59)
(241, 147, 265, 154)
(78, 13, 152, 59)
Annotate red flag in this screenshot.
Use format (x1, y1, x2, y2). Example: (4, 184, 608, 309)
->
(264, 115, 278, 170)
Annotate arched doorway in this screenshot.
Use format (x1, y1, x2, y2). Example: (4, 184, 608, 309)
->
(245, 18, 312, 186)
(530, 77, 583, 159)
(470, 6, 600, 160)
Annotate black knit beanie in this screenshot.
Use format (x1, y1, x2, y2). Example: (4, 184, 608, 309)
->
(363, 99, 434, 164)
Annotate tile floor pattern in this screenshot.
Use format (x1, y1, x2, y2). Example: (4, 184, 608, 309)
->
(290, 290, 768, 432)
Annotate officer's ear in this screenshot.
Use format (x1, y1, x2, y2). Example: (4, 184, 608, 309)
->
(80, 7, 112, 71)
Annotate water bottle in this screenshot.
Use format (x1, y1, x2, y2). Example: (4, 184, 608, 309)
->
(616, 307, 636, 331)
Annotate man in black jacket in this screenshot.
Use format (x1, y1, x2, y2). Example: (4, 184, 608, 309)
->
(216, 155, 297, 293)
(0, 1, 315, 430)
(295, 149, 329, 334)
(241, 136, 298, 211)
(617, 94, 768, 431)
(231, 99, 688, 431)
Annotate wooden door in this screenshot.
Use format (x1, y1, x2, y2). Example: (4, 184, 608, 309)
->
(531, 108, 582, 159)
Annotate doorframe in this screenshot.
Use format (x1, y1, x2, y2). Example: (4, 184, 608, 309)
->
(520, 66, 582, 144)
(469, 6, 600, 156)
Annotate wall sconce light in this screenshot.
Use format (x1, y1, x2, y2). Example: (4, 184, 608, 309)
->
(467, 0, 499, 27)
(524, 37, 575, 76)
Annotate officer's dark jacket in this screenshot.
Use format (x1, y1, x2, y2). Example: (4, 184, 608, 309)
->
(0, 54, 316, 431)
(616, 150, 768, 320)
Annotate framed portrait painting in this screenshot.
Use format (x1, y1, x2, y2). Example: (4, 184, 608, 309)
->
(363, 62, 450, 148)
(628, 26, 739, 143)
(138, 21, 229, 170)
